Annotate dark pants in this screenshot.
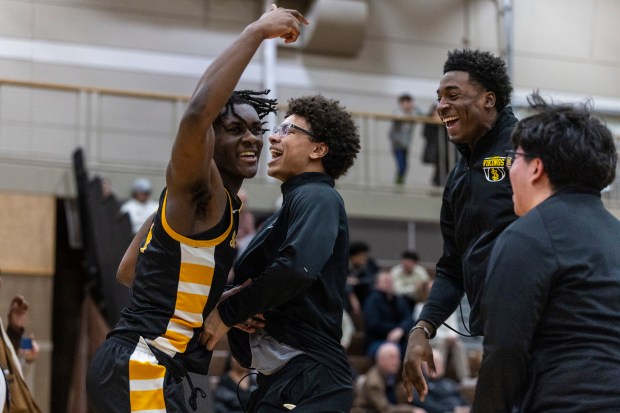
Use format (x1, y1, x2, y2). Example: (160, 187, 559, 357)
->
(393, 148, 408, 182)
(248, 355, 353, 413)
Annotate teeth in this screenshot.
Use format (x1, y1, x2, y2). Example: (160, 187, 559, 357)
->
(240, 151, 256, 157)
(270, 149, 282, 157)
(442, 116, 458, 123)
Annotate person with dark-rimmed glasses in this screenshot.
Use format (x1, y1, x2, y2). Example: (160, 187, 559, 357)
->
(272, 121, 317, 138)
(503, 149, 537, 172)
(474, 92, 619, 412)
(202, 95, 361, 412)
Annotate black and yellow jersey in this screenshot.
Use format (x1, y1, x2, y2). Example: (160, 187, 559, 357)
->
(112, 188, 240, 374)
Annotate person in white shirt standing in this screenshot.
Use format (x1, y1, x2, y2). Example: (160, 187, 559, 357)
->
(120, 178, 159, 234)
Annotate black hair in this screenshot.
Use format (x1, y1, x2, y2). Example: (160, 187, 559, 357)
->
(349, 241, 370, 257)
(286, 95, 361, 179)
(444, 49, 513, 112)
(401, 250, 419, 261)
(398, 93, 413, 102)
(218, 89, 278, 132)
(511, 91, 617, 191)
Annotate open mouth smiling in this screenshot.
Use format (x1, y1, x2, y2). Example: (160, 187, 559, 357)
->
(240, 150, 257, 160)
(270, 148, 283, 159)
(441, 115, 459, 127)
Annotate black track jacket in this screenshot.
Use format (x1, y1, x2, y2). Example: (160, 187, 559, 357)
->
(418, 107, 518, 336)
(475, 188, 620, 412)
(219, 172, 352, 378)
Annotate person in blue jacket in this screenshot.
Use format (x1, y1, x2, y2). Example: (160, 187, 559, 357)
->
(202, 94, 361, 412)
(474, 92, 619, 412)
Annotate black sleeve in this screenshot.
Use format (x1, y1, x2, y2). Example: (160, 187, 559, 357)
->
(219, 186, 341, 326)
(418, 178, 463, 333)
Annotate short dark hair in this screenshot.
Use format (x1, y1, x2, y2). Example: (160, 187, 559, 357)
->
(398, 94, 413, 103)
(511, 92, 617, 191)
(286, 95, 361, 179)
(349, 241, 370, 257)
(444, 49, 513, 112)
(401, 250, 419, 261)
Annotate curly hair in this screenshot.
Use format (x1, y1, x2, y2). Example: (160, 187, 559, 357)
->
(219, 89, 278, 133)
(286, 95, 361, 179)
(511, 92, 617, 191)
(444, 49, 513, 112)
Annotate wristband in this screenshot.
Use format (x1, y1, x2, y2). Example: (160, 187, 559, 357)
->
(409, 325, 431, 340)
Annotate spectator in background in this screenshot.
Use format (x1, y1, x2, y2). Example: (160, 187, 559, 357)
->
(120, 177, 158, 234)
(364, 270, 414, 360)
(412, 350, 470, 413)
(347, 241, 380, 314)
(213, 355, 257, 413)
(422, 103, 452, 186)
(388, 94, 422, 185)
(0, 270, 42, 412)
(390, 250, 431, 311)
(352, 342, 426, 413)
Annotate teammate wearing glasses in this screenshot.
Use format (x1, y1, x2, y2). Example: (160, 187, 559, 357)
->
(402, 49, 519, 402)
(202, 95, 361, 412)
(475, 92, 619, 412)
(86, 5, 308, 412)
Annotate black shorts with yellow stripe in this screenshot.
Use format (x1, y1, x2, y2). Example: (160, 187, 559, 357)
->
(86, 333, 186, 413)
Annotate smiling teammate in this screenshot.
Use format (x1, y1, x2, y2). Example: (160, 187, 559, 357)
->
(85, 6, 308, 412)
(201, 95, 361, 412)
(402, 49, 519, 402)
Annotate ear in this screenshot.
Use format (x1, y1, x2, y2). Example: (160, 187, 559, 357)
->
(483, 92, 496, 109)
(529, 158, 546, 183)
(310, 142, 329, 160)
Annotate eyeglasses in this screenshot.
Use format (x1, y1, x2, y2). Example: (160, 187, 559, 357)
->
(504, 149, 536, 171)
(272, 122, 316, 139)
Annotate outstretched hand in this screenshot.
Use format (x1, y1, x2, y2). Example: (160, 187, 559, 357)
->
(254, 4, 309, 44)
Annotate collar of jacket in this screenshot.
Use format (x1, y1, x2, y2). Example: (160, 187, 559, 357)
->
(280, 172, 335, 196)
(456, 106, 518, 163)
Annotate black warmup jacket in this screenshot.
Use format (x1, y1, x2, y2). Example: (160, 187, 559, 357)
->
(418, 107, 518, 336)
(219, 172, 352, 378)
(474, 188, 620, 412)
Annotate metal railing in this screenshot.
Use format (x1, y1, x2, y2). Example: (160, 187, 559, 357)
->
(0, 78, 618, 207)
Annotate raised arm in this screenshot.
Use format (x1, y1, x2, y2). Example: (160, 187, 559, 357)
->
(166, 6, 308, 207)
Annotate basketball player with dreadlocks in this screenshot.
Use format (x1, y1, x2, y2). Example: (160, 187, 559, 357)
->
(86, 5, 308, 412)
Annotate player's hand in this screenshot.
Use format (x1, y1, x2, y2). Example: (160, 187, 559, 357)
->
(234, 313, 266, 333)
(200, 309, 230, 351)
(253, 4, 309, 44)
(402, 328, 436, 402)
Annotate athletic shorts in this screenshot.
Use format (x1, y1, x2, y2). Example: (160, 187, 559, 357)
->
(86, 334, 187, 412)
(247, 354, 353, 413)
